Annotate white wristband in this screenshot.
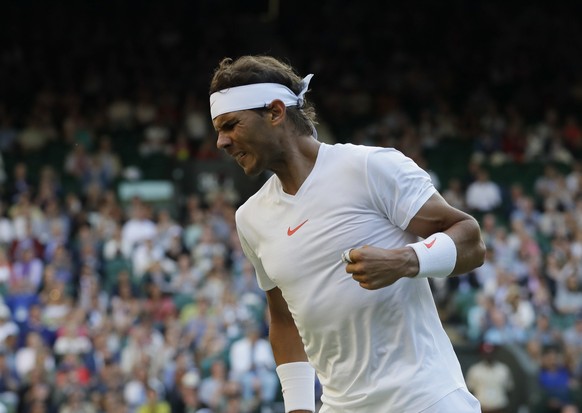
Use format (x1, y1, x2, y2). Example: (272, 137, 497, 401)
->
(276, 362, 315, 413)
(407, 232, 457, 278)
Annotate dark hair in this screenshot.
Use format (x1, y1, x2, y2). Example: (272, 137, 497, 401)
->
(209, 55, 317, 136)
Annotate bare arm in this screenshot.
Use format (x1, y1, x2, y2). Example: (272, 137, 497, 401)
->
(266, 287, 312, 413)
(266, 287, 308, 364)
(406, 192, 486, 276)
(345, 192, 486, 289)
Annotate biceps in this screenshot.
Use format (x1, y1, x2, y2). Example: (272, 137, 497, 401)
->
(406, 192, 472, 238)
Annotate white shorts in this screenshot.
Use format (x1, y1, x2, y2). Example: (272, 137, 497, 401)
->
(419, 387, 481, 413)
(319, 387, 481, 413)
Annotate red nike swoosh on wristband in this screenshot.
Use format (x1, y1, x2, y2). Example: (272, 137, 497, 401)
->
(424, 238, 436, 248)
(287, 219, 309, 236)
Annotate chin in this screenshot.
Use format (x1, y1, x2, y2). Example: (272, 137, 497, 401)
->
(240, 158, 263, 177)
(243, 167, 263, 177)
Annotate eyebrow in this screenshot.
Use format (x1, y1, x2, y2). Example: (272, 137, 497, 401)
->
(214, 117, 238, 132)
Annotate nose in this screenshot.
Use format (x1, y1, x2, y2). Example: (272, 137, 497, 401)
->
(216, 132, 232, 150)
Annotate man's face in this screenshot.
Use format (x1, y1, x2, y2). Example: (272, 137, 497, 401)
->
(213, 109, 278, 176)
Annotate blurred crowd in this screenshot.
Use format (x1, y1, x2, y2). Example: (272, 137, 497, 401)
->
(1, 1, 582, 413)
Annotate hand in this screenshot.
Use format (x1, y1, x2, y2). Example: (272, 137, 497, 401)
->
(343, 245, 419, 290)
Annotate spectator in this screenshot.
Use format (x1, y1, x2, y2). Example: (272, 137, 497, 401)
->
(167, 369, 203, 413)
(0, 114, 18, 154)
(123, 364, 164, 413)
(466, 343, 514, 413)
(155, 208, 182, 251)
(465, 168, 503, 216)
(10, 247, 43, 296)
(535, 164, 563, 201)
(16, 303, 54, 348)
(547, 254, 582, 316)
(503, 285, 535, 333)
(9, 205, 44, 259)
(16, 115, 54, 154)
(473, 247, 498, 296)
(527, 312, 563, 349)
(58, 388, 96, 413)
(227, 322, 278, 410)
(131, 237, 164, 281)
(442, 177, 467, 212)
(564, 316, 582, 371)
(563, 115, 582, 156)
(198, 359, 229, 410)
(53, 321, 92, 357)
(141, 281, 177, 327)
(136, 386, 170, 413)
(537, 346, 579, 413)
(14, 331, 55, 382)
(16, 366, 54, 413)
(539, 197, 567, 239)
(121, 202, 156, 259)
(170, 253, 202, 295)
(94, 136, 122, 185)
(509, 196, 541, 236)
(0, 306, 19, 348)
(6, 164, 32, 204)
(566, 161, 582, 194)
(0, 204, 15, 249)
(0, 349, 19, 412)
(89, 358, 125, 403)
(483, 307, 527, 345)
(0, 249, 13, 294)
(64, 145, 91, 181)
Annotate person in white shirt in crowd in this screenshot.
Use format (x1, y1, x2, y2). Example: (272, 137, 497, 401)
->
(466, 342, 514, 413)
(121, 201, 156, 259)
(228, 321, 278, 410)
(0, 202, 14, 249)
(131, 236, 165, 280)
(465, 168, 502, 215)
(0, 305, 18, 347)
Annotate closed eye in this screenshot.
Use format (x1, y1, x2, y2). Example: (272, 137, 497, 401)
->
(219, 120, 239, 132)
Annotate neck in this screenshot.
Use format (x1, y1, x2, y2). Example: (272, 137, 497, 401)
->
(273, 136, 321, 195)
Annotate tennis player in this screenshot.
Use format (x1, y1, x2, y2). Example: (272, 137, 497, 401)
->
(209, 55, 485, 413)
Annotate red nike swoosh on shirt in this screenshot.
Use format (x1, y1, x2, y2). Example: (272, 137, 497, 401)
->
(287, 219, 309, 236)
(424, 238, 436, 248)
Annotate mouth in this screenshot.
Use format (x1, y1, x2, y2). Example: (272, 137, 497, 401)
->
(233, 152, 246, 163)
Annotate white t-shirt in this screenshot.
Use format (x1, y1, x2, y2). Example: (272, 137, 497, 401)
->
(466, 360, 513, 409)
(120, 218, 157, 258)
(465, 181, 502, 212)
(236, 143, 467, 412)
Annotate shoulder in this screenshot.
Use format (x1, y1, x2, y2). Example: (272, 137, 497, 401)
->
(324, 143, 413, 173)
(235, 175, 278, 223)
(324, 142, 401, 158)
(237, 174, 277, 205)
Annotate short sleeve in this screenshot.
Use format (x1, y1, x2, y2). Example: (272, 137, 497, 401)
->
(366, 149, 436, 230)
(236, 225, 277, 291)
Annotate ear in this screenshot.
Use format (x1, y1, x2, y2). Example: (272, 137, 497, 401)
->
(267, 99, 287, 126)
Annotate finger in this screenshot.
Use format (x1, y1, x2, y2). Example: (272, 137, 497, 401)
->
(358, 282, 372, 290)
(341, 248, 354, 264)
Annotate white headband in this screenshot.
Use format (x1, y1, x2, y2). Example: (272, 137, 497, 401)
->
(210, 74, 314, 120)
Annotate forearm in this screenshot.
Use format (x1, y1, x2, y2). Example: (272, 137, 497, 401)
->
(269, 317, 308, 365)
(269, 322, 314, 413)
(445, 216, 486, 276)
(271, 320, 313, 413)
(266, 287, 315, 412)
